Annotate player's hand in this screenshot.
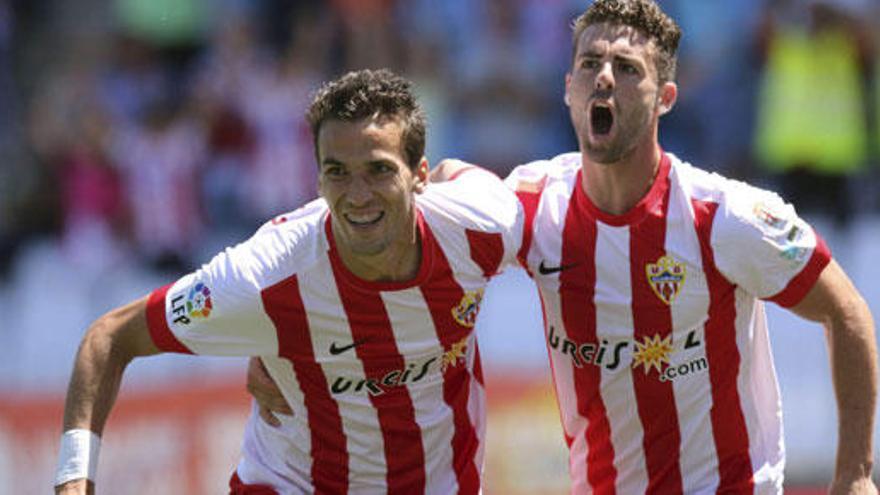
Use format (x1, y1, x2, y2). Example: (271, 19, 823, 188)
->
(55, 478, 93, 494)
(246, 357, 293, 427)
(829, 475, 879, 495)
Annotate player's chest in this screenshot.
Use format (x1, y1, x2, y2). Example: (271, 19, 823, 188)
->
(529, 214, 718, 335)
(291, 265, 490, 368)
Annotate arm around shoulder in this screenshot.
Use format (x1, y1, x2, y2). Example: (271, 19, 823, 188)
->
(428, 159, 483, 183)
(789, 260, 878, 494)
(55, 296, 161, 494)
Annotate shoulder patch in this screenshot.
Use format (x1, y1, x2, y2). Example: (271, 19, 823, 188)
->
(751, 201, 790, 231)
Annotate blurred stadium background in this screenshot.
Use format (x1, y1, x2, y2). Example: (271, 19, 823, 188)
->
(0, 0, 878, 493)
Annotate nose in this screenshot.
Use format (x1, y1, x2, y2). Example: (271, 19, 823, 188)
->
(595, 62, 614, 91)
(345, 174, 374, 206)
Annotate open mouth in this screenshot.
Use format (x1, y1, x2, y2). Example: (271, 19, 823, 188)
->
(344, 211, 384, 226)
(591, 105, 614, 136)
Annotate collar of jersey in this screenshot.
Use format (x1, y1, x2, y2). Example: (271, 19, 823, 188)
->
(574, 151, 671, 227)
(325, 208, 434, 292)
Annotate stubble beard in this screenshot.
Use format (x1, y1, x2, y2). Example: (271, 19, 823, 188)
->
(583, 137, 629, 165)
(579, 107, 653, 166)
(348, 237, 389, 257)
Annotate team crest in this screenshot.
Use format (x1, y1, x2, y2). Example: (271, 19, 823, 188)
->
(451, 289, 484, 328)
(646, 255, 686, 305)
(186, 282, 213, 319)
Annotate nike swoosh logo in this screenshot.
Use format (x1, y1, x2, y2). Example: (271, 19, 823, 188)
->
(329, 339, 368, 355)
(538, 261, 578, 275)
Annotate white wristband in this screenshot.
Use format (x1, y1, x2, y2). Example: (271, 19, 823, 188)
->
(55, 429, 101, 486)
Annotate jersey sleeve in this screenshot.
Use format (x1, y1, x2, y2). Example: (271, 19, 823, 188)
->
(503, 161, 549, 191)
(460, 164, 525, 272)
(711, 182, 831, 307)
(504, 161, 550, 272)
(145, 230, 295, 356)
(426, 161, 525, 273)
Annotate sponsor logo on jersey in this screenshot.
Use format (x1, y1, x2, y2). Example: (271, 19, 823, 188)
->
(328, 339, 368, 355)
(631, 334, 673, 374)
(538, 261, 578, 275)
(548, 326, 707, 382)
(547, 326, 628, 371)
(170, 281, 212, 325)
(658, 354, 708, 382)
(632, 330, 707, 382)
(441, 336, 468, 372)
(646, 255, 686, 305)
(329, 336, 472, 396)
(753, 201, 788, 230)
(330, 355, 438, 397)
(452, 289, 484, 328)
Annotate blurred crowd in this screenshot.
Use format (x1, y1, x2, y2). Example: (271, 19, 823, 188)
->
(0, 0, 879, 283)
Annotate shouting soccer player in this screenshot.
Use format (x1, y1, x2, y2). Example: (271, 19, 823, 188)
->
(54, 69, 523, 494)
(251, 1, 878, 494)
(498, 2, 877, 492)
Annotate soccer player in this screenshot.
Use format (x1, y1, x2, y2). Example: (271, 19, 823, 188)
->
(500, 1, 878, 492)
(54, 69, 522, 494)
(251, 1, 878, 493)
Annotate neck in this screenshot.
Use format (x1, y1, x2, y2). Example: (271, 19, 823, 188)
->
(581, 137, 662, 216)
(334, 219, 422, 283)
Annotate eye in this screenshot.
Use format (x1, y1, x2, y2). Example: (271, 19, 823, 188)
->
(617, 61, 639, 75)
(581, 59, 600, 70)
(322, 165, 347, 179)
(371, 162, 395, 175)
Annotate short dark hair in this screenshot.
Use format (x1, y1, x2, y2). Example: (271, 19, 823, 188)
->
(306, 69, 426, 170)
(572, 0, 682, 83)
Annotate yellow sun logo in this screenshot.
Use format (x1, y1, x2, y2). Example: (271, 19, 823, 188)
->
(441, 337, 469, 372)
(631, 334, 674, 374)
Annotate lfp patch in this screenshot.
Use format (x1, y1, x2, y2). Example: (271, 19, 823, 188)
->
(186, 282, 213, 319)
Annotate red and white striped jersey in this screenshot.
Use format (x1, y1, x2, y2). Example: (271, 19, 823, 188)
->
(506, 152, 831, 495)
(145, 169, 522, 494)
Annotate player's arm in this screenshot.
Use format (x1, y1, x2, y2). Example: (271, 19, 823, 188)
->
(55, 296, 160, 495)
(788, 260, 878, 495)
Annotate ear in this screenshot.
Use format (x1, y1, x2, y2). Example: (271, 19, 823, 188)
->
(413, 157, 429, 193)
(564, 73, 572, 107)
(657, 81, 677, 116)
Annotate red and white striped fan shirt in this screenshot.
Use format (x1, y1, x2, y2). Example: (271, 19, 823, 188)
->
(145, 170, 522, 494)
(506, 152, 831, 495)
